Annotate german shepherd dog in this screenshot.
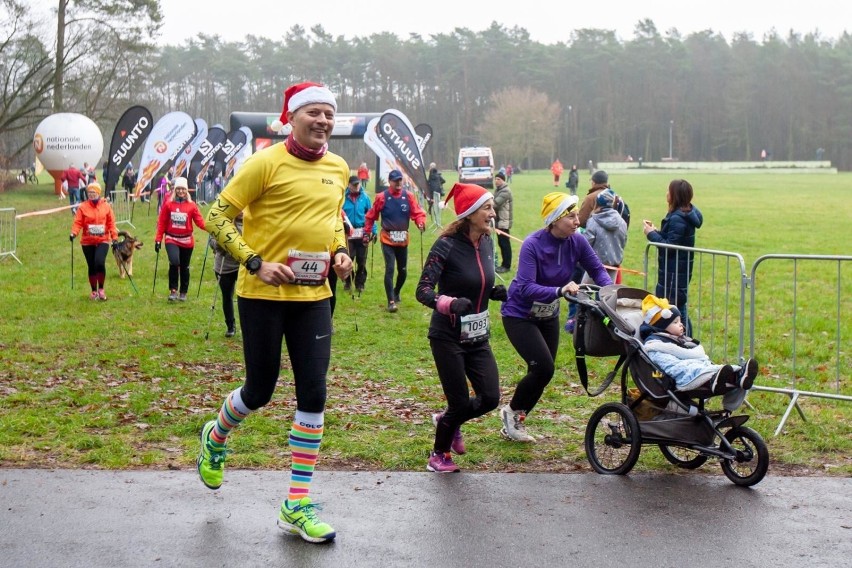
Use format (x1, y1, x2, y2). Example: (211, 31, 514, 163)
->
(113, 230, 143, 279)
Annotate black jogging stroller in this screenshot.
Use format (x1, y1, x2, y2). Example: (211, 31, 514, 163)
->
(566, 284, 769, 487)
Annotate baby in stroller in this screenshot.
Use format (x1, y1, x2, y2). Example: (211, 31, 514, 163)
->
(639, 294, 757, 411)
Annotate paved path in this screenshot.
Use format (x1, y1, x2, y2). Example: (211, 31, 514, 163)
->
(1, 469, 849, 567)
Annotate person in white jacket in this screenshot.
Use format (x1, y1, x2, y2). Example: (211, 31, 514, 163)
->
(639, 294, 757, 411)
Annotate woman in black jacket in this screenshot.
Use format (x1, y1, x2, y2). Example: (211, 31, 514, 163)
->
(416, 182, 507, 473)
(643, 179, 703, 335)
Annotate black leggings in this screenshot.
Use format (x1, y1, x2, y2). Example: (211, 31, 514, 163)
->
(237, 297, 331, 413)
(166, 243, 194, 293)
(430, 338, 501, 453)
(82, 243, 109, 289)
(502, 315, 561, 413)
(381, 243, 408, 302)
(216, 270, 237, 328)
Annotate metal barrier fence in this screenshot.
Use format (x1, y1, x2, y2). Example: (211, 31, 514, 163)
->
(110, 190, 135, 229)
(749, 254, 852, 435)
(643, 244, 851, 435)
(0, 207, 22, 264)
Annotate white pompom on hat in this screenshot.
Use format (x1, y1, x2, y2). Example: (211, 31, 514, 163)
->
(444, 182, 492, 220)
(270, 82, 337, 133)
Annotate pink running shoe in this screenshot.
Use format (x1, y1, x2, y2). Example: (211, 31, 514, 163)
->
(432, 413, 466, 454)
(426, 451, 460, 473)
(98, 289, 107, 301)
(89, 291, 99, 300)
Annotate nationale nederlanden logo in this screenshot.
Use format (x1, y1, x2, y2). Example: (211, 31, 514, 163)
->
(33, 134, 44, 154)
(154, 141, 168, 154)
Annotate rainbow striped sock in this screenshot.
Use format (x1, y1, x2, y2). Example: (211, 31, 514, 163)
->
(210, 388, 251, 448)
(286, 410, 324, 508)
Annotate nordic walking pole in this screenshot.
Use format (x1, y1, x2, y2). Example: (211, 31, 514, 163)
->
(196, 239, 210, 298)
(70, 238, 75, 290)
(152, 246, 160, 294)
(204, 275, 220, 340)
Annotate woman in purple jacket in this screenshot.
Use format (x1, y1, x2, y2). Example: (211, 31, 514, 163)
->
(499, 192, 612, 442)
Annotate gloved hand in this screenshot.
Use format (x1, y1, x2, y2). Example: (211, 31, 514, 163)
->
(418, 224, 425, 232)
(69, 234, 75, 242)
(154, 241, 161, 253)
(490, 285, 508, 302)
(450, 297, 473, 315)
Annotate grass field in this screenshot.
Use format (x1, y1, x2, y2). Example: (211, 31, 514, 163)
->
(0, 170, 850, 477)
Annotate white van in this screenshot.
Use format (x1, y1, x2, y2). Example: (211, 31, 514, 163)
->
(457, 147, 494, 188)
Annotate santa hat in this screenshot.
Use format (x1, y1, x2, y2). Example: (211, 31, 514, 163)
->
(541, 192, 579, 226)
(270, 82, 337, 133)
(444, 183, 492, 220)
(642, 294, 681, 329)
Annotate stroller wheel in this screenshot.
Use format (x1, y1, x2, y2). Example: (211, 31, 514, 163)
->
(720, 426, 769, 487)
(584, 403, 641, 475)
(658, 444, 708, 469)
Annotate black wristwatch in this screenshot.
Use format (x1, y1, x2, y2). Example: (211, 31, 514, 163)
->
(245, 255, 263, 275)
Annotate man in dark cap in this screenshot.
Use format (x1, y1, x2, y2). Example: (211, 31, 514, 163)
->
(579, 170, 610, 228)
(363, 169, 427, 312)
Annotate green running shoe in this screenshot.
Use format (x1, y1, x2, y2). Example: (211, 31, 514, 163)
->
(277, 497, 336, 543)
(197, 420, 229, 490)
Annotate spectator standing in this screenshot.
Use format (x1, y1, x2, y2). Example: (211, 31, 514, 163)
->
(566, 164, 579, 196)
(200, 82, 351, 544)
(499, 193, 612, 442)
(493, 171, 513, 273)
(505, 163, 513, 183)
(363, 169, 427, 313)
(427, 162, 446, 226)
(581, 188, 627, 283)
(643, 179, 703, 336)
(416, 183, 505, 472)
(69, 183, 118, 300)
(62, 163, 85, 212)
(357, 161, 370, 190)
(154, 176, 206, 301)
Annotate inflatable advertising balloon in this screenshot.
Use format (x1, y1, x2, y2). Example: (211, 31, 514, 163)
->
(33, 113, 103, 195)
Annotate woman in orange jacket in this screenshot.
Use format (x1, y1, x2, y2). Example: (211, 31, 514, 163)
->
(70, 183, 118, 300)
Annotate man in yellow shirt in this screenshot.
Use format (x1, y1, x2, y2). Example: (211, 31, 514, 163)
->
(199, 82, 351, 544)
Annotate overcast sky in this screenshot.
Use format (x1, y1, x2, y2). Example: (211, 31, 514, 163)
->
(154, 0, 848, 46)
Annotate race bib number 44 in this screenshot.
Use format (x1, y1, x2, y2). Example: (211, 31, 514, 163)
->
(286, 250, 331, 286)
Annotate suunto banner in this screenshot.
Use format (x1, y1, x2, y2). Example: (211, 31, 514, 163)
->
(371, 110, 429, 192)
(133, 111, 196, 197)
(173, 118, 208, 179)
(188, 125, 227, 188)
(105, 105, 152, 193)
(217, 126, 252, 180)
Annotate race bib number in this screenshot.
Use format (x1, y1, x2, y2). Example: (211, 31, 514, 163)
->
(349, 227, 364, 239)
(460, 310, 490, 343)
(170, 211, 187, 229)
(530, 299, 559, 319)
(286, 250, 330, 286)
(88, 224, 105, 236)
(389, 230, 408, 243)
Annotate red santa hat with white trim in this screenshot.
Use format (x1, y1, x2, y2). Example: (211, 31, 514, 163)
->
(443, 183, 492, 220)
(270, 82, 337, 133)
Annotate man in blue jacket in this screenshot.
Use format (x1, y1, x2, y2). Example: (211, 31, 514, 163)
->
(342, 175, 374, 293)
